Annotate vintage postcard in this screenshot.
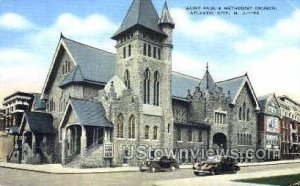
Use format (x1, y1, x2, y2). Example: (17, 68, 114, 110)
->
(0, 0, 299, 185)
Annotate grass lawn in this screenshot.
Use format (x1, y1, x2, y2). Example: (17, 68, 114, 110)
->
(235, 174, 300, 186)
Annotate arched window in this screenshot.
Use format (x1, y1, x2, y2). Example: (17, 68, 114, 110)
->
(123, 47, 126, 59)
(67, 60, 70, 72)
(124, 70, 130, 89)
(128, 45, 131, 57)
(143, 43, 147, 55)
(117, 114, 124, 138)
(128, 115, 135, 138)
(247, 108, 250, 121)
(158, 48, 161, 60)
(148, 44, 151, 57)
(144, 69, 150, 104)
(145, 125, 150, 139)
(239, 107, 242, 120)
(198, 129, 202, 142)
(243, 102, 246, 121)
(153, 126, 158, 140)
(187, 128, 193, 142)
(153, 71, 160, 106)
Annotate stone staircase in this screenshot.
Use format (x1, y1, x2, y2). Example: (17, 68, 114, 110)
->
(66, 138, 107, 168)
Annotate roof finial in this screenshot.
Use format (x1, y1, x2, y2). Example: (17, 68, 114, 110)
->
(206, 62, 209, 71)
(60, 32, 65, 38)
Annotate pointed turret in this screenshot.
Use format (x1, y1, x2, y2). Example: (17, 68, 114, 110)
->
(111, 0, 164, 39)
(159, 1, 175, 28)
(199, 64, 217, 94)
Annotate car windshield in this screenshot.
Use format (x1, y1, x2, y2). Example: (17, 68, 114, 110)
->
(203, 156, 221, 163)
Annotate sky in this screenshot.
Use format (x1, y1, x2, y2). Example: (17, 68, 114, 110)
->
(0, 0, 299, 103)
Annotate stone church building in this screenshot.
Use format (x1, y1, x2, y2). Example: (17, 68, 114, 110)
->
(15, 0, 261, 167)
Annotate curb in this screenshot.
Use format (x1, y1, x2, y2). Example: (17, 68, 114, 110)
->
(0, 160, 300, 174)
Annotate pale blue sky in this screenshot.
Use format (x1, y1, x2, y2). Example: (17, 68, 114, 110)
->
(0, 0, 299, 102)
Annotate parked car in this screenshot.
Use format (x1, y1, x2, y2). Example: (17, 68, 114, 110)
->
(193, 156, 240, 176)
(139, 156, 179, 173)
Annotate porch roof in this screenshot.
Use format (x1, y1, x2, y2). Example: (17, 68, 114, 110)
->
(69, 98, 113, 128)
(21, 112, 55, 134)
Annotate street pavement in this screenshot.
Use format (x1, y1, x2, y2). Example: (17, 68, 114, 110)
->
(0, 162, 300, 186)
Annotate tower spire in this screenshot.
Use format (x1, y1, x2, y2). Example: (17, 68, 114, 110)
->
(159, 0, 175, 28)
(112, 0, 163, 39)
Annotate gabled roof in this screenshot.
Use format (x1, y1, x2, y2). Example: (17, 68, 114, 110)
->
(159, 1, 175, 27)
(112, 0, 164, 39)
(65, 98, 113, 128)
(59, 66, 85, 87)
(199, 69, 217, 94)
(217, 74, 260, 110)
(217, 75, 246, 102)
(257, 93, 280, 113)
(20, 112, 54, 134)
(62, 37, 116, 84)
(41, 36, 116, 97)
(172, 72, 200, 100)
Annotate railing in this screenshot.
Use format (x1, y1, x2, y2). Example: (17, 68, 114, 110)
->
(87, 136, 105, 149)
(65, 136, 105, 166)
(7, 142, 22, 162)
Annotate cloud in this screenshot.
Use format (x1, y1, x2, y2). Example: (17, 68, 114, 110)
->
(270, 10, 300, 39)
(0, 13, 33, 30)
(172, 52, 205, 78)
(170, 8, 243, 39)
(247, 47, 300, 100)
(171, 9, 300, 101)
(230, 10, 300, 101)
(55, 13, 117, 36)
(29, 13, 118, 55)
(0, 49, 38, 65)
(0, 13, 118, 102)
(0, 49, 46, 101)
(234, 10, 300, 55)
(234, 38, 264, 54)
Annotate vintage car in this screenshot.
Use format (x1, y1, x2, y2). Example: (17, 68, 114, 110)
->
(139, 156, 179, 173)
(193, 157, 240, 176)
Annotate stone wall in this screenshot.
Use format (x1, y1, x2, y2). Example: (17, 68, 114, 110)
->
(0, 133, 14, 161)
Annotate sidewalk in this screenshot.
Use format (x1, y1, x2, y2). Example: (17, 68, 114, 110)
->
(0, 159, 300, 174)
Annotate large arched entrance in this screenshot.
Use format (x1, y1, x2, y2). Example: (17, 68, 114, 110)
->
(213, 133, 227, 150)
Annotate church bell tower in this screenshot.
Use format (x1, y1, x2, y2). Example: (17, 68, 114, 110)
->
(111, 0, 175, 148)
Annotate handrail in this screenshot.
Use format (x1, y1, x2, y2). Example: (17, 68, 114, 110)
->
(66, 136, 107, 165)
(87, 136, 105, 150)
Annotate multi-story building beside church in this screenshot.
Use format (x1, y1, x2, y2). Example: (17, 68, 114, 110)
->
(5, 0, 263, 167)
(277, 95, 300, 159)
(257, 94, 281, 160)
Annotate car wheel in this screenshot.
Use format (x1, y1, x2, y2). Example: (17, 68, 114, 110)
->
(140, 169, 145, 172)
(150, 167, 156, 173)
(194, 172, 200, 176)
(233, 166, 239, 174)
(211, 169, 218, 175)
(170, 165, 176, 171)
